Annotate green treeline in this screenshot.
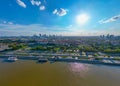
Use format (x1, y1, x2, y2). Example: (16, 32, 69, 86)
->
(9, 43, 27, 50)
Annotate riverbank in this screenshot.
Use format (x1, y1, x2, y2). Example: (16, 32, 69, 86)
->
(48, 57, 120, 66)
(0, 55, 120, 66)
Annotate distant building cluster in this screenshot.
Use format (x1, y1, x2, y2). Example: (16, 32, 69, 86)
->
(100, 34, 115, 39)
(33, 34, 62, 38)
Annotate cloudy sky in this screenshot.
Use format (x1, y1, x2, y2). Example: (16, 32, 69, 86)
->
(0, 0, 120, 36)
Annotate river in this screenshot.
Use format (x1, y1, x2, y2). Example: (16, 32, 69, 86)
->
(0, 59, 120, 86)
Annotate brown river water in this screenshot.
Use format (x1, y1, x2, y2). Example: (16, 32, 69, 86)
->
(0, 59, 120, 86)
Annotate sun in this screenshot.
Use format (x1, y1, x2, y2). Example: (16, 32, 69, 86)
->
(76, 14, 90, 25)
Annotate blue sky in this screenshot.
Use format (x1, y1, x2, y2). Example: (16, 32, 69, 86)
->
(0, 0, 120, 36)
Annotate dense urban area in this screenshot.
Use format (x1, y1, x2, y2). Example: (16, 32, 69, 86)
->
(0, 34, 120, 60)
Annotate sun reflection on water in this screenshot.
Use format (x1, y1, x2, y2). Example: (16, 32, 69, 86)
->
(68, 63, 89, 78)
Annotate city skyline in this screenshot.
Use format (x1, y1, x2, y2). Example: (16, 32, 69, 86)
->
(0, 0, 120, 36)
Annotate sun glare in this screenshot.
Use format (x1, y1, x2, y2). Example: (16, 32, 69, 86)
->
(76, 14, 90, 25)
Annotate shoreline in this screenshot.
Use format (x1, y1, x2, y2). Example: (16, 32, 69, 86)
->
(48, 58, 120, 66)
(0, 55, 120, 66)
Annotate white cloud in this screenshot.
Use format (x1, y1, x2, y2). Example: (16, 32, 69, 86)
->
(16, 0, 26, 8)
(0, 23, 120, 36)
(8, 22, 13, 25)
(1, 21, 13, 25)
(98, 19, 104, 24)
(53, 9, 57, 14)
(53, 8, 68, 16)
(30, 0, 41, 6)
(0, 24, 68, 36)
(40, 6, 45, 10)
(99, 15, 120, 24)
